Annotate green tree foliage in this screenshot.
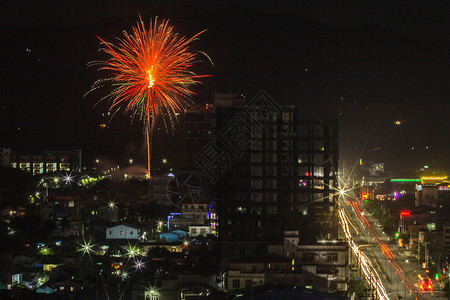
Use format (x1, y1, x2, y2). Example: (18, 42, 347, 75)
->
(348, 278, 366, 298)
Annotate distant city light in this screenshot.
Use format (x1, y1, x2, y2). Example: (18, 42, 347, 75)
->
(162, 158, 168, 164)
(394, 120, 401, 125)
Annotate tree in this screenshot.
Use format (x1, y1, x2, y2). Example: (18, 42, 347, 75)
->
(348, 278, 366, 298)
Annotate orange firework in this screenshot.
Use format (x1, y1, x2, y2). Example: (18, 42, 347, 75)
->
(87, 16, 209, 178)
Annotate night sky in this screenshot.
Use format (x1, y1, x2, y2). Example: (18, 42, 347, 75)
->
(1, 0, 449, 173)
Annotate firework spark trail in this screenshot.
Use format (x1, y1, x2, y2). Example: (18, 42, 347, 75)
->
(87, 16, 210, 177)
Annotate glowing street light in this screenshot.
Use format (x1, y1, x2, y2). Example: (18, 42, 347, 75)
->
(77, 238, 94, 259)
(62, 173, 74, 185)
(129, 158, 133, 164)
(40, 247, 51, 255)
(126, 244, 140, 258)
(134, 259, 145, 270)
(162, 158, 168, 164)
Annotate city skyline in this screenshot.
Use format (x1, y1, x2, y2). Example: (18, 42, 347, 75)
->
(1, 1, 449, 172)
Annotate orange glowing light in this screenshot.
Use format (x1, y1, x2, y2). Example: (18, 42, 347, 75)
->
(87, 16, 210, 178)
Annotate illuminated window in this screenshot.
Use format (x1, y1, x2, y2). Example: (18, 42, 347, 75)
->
(314, 180, 324, 189)
(145, 292, 160, 300)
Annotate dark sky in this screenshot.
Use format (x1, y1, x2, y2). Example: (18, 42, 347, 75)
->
(1, 0, 449, 174)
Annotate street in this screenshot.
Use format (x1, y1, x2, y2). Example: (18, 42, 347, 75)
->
(340, 197, 447, 300)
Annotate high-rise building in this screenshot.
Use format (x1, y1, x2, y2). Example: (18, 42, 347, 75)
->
(183, 104, 216, 168)
(215, 92, 339, 261)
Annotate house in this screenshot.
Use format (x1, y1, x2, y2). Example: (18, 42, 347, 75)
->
(55, 280, 81, 293)
(38, 256, 64, 272)
(142, 242, 185, 255)
(106, 223, 141, 240)
(268, 231, 348, 294)
(11, 271, 41, 288)
(225, 254, 292, 293)
(122, 165, 148, 180)
(168, 197, 217, 234)
(188, 225, 211, 237)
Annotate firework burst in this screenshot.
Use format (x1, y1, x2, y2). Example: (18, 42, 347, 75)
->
(87, 16, 210, 177)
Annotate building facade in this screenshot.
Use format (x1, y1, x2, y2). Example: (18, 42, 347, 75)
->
(183, 104, 216, 168)
(106, 224, 141, 240)
(216, 92, 339, 261)
(148, 174, 175, 207)
(10, 149, 82, 175)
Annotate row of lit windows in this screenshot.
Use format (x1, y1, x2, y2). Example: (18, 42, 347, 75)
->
(12, 162, 71, 173)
